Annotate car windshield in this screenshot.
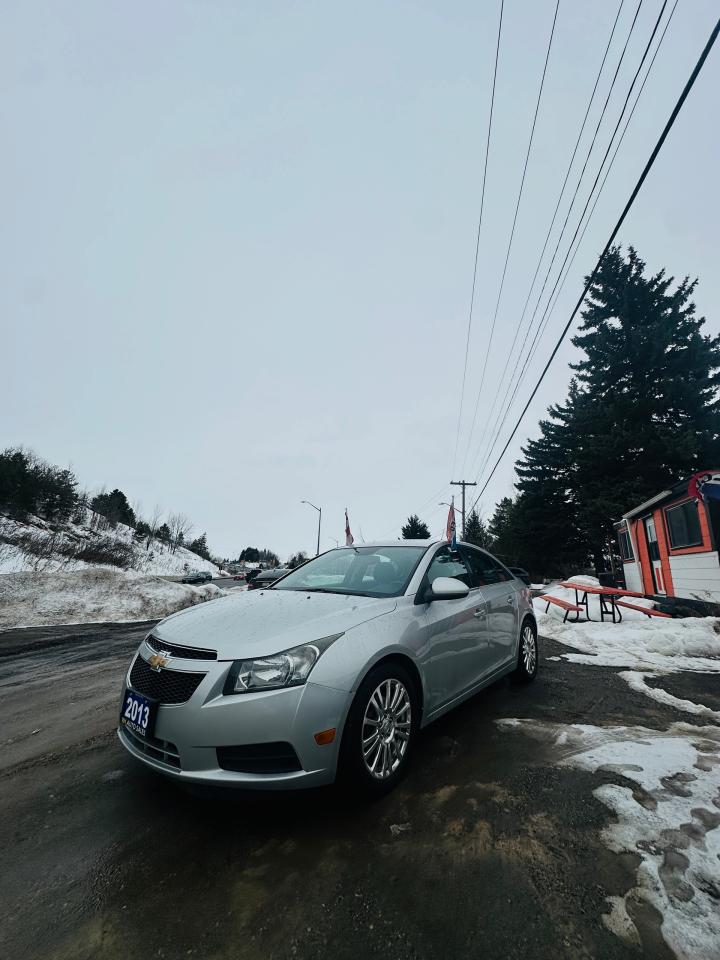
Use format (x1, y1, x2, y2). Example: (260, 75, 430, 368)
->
(272, 545, 428, 598)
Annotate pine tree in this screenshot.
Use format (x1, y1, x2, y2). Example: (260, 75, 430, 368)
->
(402, 515, 430, 539)
(287, 551, 309, 569)
(91, 488, 136, 528)
(189, 533, 211, 560)
(463, 509, 491, 549)
(515, 245, 720, 569)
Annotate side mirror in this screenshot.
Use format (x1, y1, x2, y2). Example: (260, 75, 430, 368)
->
(426, 577, 470, 601)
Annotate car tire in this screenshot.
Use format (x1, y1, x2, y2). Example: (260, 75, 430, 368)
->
(514, 617, 538, 683)
(339, 661, 419, 798)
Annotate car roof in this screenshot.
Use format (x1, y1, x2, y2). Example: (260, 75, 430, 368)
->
(328, 540, 481, 550)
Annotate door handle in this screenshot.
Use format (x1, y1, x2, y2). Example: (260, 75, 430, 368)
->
(506, 596, 514, 605)
(473, 608, 486, 619)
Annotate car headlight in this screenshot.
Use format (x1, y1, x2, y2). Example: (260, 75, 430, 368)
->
(223, 634, 343, 695)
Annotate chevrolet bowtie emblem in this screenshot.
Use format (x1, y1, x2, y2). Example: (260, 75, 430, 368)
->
(148, 651, 170, 672)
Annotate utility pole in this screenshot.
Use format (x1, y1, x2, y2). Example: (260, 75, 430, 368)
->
(450, 480, 477, 539)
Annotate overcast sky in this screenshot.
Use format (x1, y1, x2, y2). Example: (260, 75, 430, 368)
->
(3, 1, 719, 560)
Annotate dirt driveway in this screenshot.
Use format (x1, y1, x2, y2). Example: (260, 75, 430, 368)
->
(1, 623, 717, 960)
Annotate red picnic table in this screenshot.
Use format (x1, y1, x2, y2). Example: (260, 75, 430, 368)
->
(551, 582, 671, 623)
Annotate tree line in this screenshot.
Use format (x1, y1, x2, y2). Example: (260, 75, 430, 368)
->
(0, 447, 216, 563)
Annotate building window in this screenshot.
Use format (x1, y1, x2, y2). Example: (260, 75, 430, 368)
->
(665, 500, 702, 549)
(618, 528, 634, 561)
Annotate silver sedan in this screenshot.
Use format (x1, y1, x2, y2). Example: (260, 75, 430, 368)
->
(118, 540, 537, 795)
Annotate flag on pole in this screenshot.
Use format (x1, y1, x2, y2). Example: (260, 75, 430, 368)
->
(688, 471, 720, 502)
(446, 498, 457, 549)
(345, 509, 354, 546)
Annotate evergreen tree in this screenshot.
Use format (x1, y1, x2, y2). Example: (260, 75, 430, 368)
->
(189, 533, 211, 560)
(401, 515, 430, 539)
(0, 448, 78, 522)
(287, 551, 308, 569)
(515, 245, 720, 569)
(91, 488, 136, 528)
(463, 509, 491, 549)
(488, 498, 522, 563)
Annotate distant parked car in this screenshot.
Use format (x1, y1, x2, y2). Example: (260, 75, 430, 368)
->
(246, 568, 290, 590)
(233, 572, 246, 582)
(508, 566, 532, 586)
(182, 570, 212, 584)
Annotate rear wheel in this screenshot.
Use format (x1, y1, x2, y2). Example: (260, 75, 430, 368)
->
(515, 618, 538, 683)
(339, 661, 418, 797)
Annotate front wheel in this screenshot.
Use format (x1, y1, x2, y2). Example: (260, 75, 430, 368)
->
(339, 661, 418, 797)
(515, 618, 538, 683)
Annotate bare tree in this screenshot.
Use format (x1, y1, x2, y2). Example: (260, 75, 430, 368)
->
(167, 512, 193, 554)
(147, 504, 163, 550)
(131, 498, 143, 526)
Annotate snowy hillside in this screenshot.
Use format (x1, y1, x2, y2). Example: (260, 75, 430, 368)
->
(0, 569, 222, 629)
(0, 510, 221, 577)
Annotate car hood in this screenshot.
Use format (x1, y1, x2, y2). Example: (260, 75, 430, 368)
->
(153, 589, 397, 660)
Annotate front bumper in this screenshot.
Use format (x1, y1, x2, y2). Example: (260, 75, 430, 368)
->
(117, 648, 351, 789)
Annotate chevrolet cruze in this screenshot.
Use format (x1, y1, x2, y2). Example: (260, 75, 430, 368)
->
(118, 540, 537, 795)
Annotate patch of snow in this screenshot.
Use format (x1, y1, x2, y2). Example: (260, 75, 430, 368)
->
(0, 568, 222, 629)
(534, 588, 720, 673)
(497, 718, 720, 959)
(619, 671, 720, 723)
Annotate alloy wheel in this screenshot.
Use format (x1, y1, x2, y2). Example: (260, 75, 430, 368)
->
(361, 678, 411, 780)
(522, 625, 537, 674)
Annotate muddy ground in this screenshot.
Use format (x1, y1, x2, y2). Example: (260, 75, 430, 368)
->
(0, 622, 713, 960)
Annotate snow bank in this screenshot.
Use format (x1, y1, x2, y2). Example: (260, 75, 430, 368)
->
(497, 718, 720, 960)
(534, 579, 720, 672)
(0, 569, 222, 629)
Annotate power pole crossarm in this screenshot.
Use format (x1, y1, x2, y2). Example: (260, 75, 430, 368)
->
(450, 480, 477, 539)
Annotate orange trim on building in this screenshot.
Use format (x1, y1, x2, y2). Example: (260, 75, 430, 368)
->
(653, 506, 674, 596)
(633, 518, 653, 595)
(661, 496, 712, 555)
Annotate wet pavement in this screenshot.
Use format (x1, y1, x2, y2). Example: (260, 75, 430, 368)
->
(0, 622, 713, 960)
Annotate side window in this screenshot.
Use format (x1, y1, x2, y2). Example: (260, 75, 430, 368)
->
(463, 548, 511, 585)
(425, 546, 471, 588)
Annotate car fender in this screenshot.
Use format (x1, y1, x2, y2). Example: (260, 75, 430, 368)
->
(310, 601, 428, 702)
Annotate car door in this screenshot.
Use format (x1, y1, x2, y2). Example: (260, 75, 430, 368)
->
(422, 545, 490, 712)
(460, 547, 518, 673)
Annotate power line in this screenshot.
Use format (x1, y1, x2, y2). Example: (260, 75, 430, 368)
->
(467, 0, 645, 481)
(459, 0, 561, 476)
(491, 0, 680, 461)
(463, 0, 627, 477)
(472, 0, 672, 487)
(467, 12, 720, 515)
(450, 0, 505, 478)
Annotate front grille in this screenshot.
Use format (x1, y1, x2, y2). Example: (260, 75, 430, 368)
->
(129, 655, 206, 704)
(146, 635, 217, 661)
(120, 725, 181, 769)
(217, 742, 302, 774)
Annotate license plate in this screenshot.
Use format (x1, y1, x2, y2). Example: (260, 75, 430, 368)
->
(120, 688, 157, 739)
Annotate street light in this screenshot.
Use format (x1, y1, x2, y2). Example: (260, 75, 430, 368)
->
(301, 500, 322, 556)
